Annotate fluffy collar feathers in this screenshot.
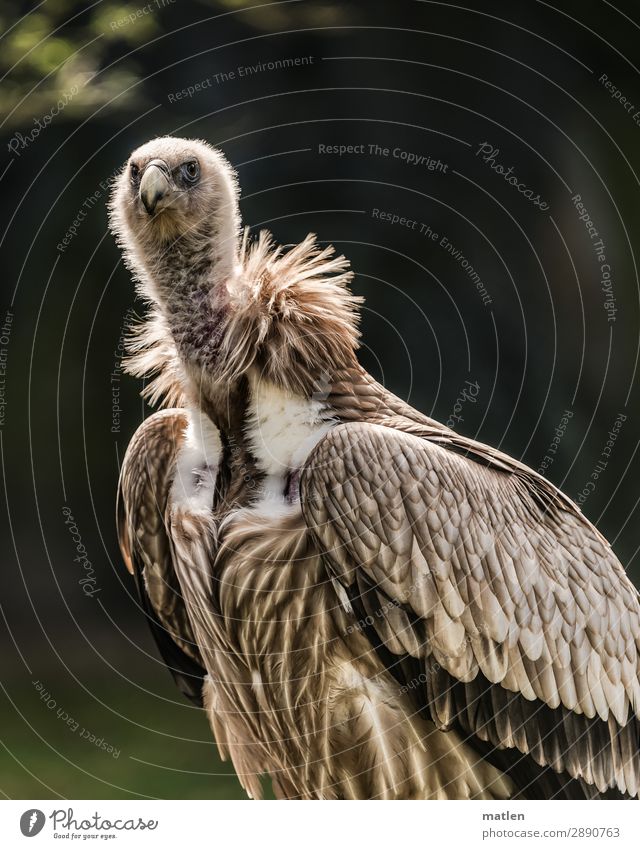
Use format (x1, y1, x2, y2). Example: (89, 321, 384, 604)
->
(123, 230, 362, 406)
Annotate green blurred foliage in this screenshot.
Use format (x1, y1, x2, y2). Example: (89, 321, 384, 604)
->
(0, 1, 155, 129)
(0, 0, 352, 130)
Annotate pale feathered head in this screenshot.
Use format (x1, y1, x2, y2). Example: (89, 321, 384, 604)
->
(109, 136, 240, 292)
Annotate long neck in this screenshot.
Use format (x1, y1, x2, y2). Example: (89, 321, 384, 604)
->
(144, 221, 238, 371)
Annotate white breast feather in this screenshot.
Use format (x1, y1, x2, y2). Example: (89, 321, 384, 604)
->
(170, 407, 222, 512)
(235, 372, 333, 518)
(246, 372, 332, 474)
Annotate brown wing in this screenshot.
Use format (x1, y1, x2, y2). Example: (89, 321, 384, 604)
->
(117, 409, 206, 704)
(300, 421, 640, 797)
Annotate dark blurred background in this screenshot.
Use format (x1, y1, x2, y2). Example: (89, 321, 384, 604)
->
(1, 0, 640, 799)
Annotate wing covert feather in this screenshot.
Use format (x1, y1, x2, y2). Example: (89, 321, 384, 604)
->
(117, 409, 206, 704)
(301, 421, 640, 796)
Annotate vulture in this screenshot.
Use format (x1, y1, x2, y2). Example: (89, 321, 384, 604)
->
(110, 136, 640, 800)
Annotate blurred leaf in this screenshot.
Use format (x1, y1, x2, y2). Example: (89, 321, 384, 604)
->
(94, 3, 160, 43)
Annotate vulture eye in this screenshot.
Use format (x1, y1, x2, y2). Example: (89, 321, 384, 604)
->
(182, 160, 200, 184)
(129, 162, 140, 183)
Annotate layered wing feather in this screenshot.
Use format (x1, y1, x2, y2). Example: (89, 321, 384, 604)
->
(300, 421, 640, 797)
(117, 409, 206, 705)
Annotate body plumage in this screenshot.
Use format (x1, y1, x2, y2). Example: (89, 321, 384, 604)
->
(111, 137, 640, 799)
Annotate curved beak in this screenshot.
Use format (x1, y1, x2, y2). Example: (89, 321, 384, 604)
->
(139, 160, 172, 215)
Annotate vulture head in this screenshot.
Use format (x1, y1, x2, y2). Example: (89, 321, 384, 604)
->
(109, 137, 240, 297)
